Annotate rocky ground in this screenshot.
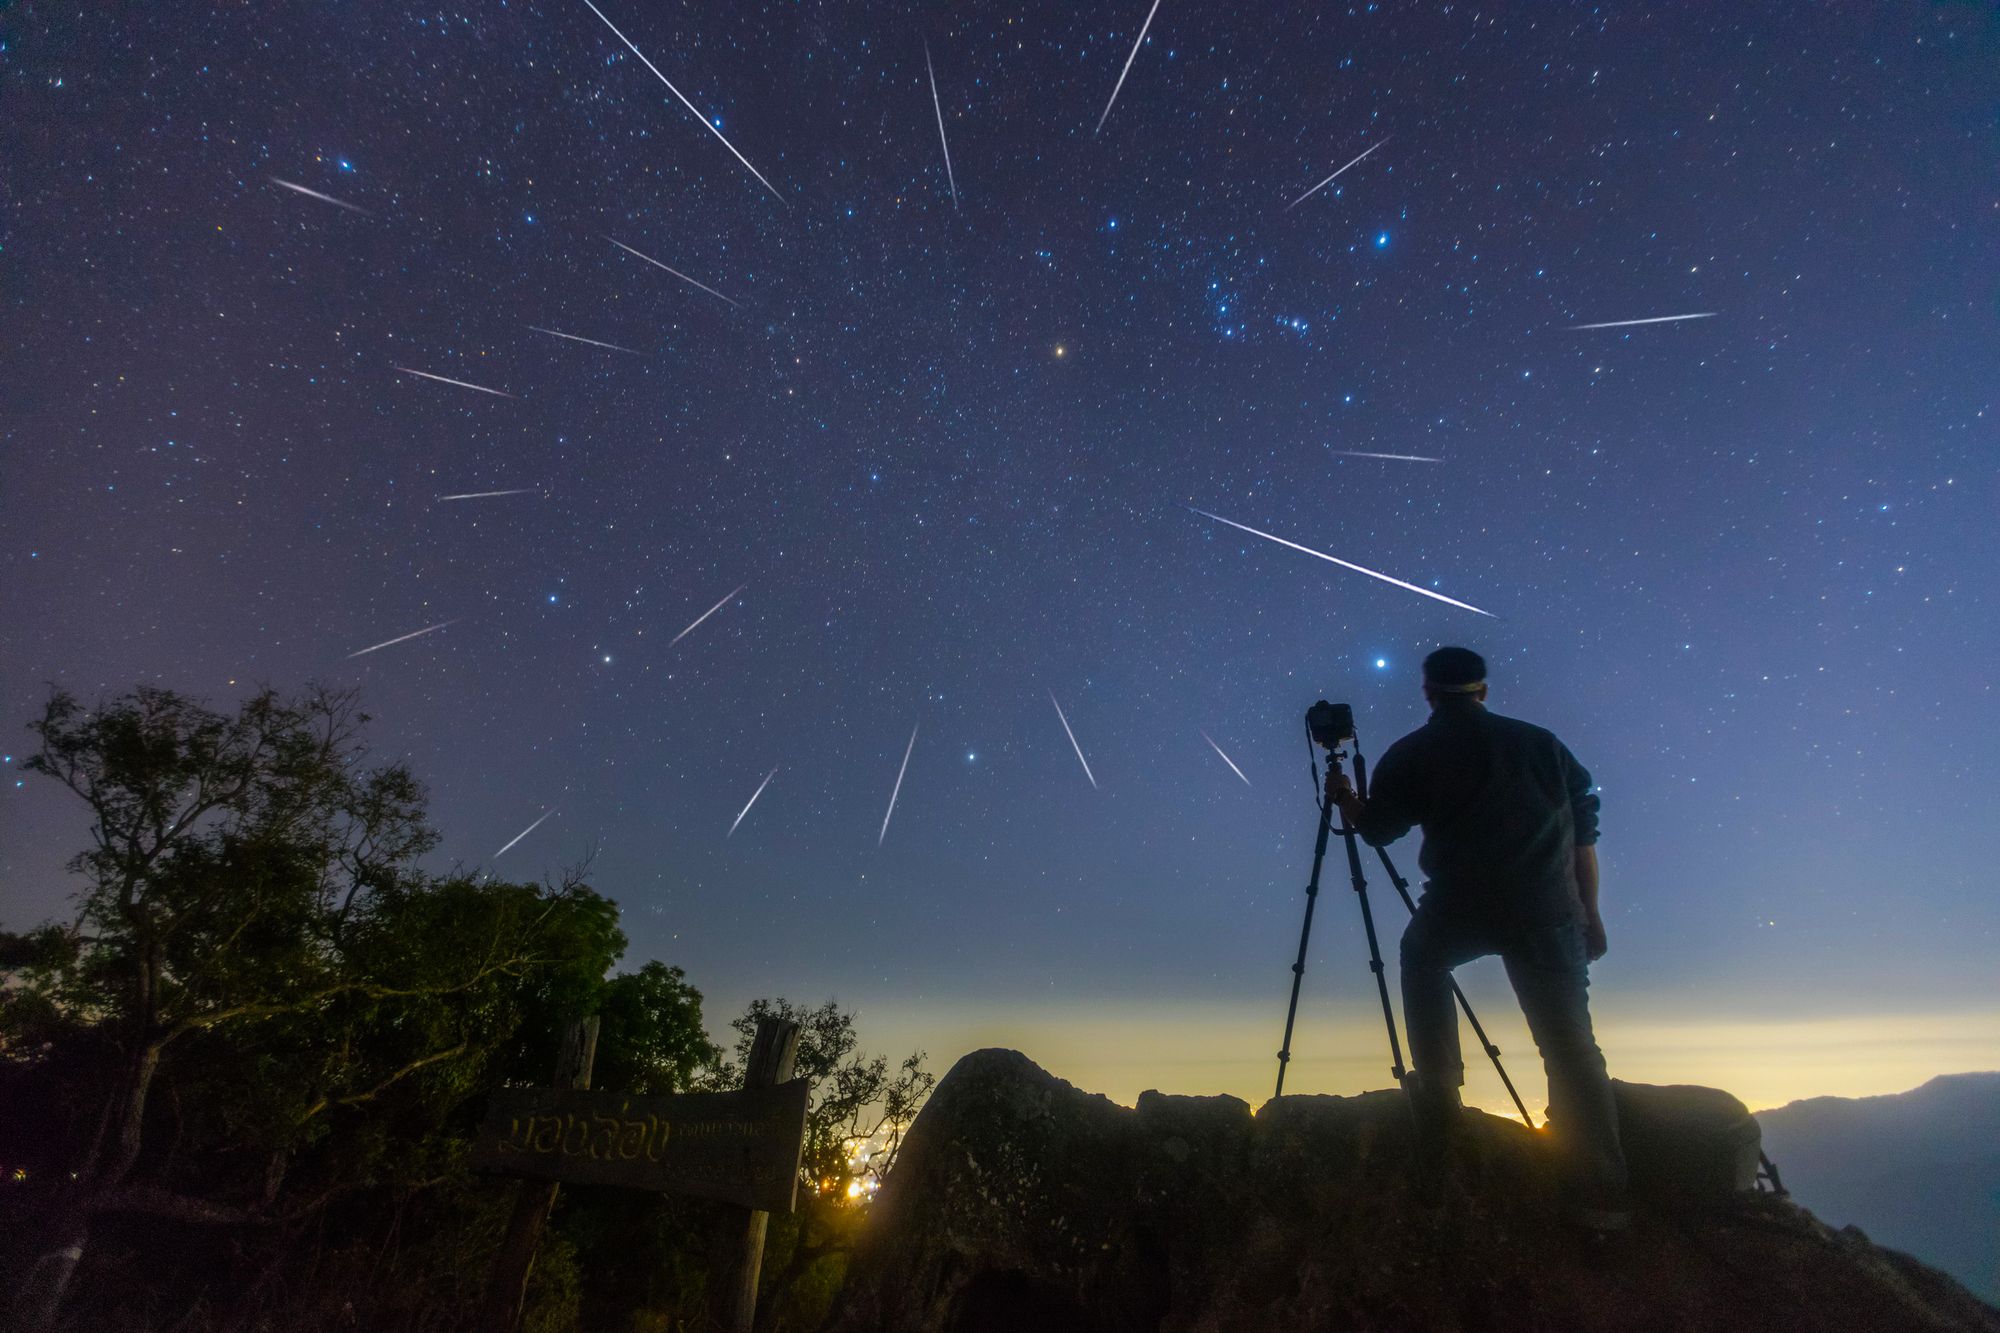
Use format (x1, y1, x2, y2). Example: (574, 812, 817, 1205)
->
(828, 1049, 2000, 1333)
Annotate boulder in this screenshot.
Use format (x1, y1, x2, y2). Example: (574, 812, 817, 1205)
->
(828, 1049, 2000, 1333)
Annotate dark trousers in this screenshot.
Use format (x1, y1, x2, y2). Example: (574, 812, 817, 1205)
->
(1400, 902, 1629, 1202)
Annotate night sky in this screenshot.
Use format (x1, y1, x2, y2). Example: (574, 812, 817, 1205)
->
(4, 2, 1995, 1111)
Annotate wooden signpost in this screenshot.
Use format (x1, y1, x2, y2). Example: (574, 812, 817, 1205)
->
(473, 1015, 808, 1333)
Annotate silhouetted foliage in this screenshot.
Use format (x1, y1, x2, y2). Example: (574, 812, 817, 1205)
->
(0, 683, 929, 1333)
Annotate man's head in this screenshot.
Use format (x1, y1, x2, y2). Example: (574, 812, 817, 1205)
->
(1422, 646, 1488, 709)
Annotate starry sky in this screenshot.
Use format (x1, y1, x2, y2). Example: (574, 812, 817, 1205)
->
(4, 2, 1996, 1112)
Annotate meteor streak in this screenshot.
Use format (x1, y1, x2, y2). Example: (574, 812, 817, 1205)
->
(879, 723, 918, 845)
(609, 238, 742, 309)
(346, 619, 457, 658)
(269, 176, 368, 214)
(578, 0, 787, 205)
(669, 584, 745, 647)
(1200, 730, 1252, 786)
(527, 324, 642, 355)
(395, 367, 516, 398)
(1188, 506, 1494, 617)
(494, 808, 557, 859)
(924, 43, 958, 207)
(1331, 450, 1442, 463)
(1049, 691, 1099, 789)
(729, 766, 778, 837)
(438, 488, 539, 501)
(1095, 0, 1164, 135)
(1285, 139, 1389, 211)
(1570, 312, 1717, 330)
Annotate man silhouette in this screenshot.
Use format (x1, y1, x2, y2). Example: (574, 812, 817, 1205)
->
(1328, 646, 1630, 1230)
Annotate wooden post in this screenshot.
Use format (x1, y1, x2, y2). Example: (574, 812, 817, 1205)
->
(728, 1017, 801, 1333)
(478, 1016, 599, 1333)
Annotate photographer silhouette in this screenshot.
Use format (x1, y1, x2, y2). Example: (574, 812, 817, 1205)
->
(1327, 646, 1630, 1233)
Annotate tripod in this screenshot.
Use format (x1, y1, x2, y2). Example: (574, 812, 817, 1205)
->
(1274, 726, 1536, 1128)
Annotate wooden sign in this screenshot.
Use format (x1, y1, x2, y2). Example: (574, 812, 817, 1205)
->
(471, 1079, 810, 1214)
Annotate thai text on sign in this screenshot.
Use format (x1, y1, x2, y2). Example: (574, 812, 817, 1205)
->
(470, 1079, 810, 1213)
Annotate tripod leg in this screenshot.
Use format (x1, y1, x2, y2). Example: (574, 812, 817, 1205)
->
(1275, 791, 1338, 1098)
(1339, 820, 1407, 1085)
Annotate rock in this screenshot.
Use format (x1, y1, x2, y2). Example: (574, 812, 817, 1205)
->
(827, 1049, 2000, 1333)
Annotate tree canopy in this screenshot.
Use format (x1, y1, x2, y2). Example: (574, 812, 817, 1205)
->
(0, 683, 929, 1333)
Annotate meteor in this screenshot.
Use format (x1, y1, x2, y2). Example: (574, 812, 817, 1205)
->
(1187, 506, 1494, 617)
(527, 324, 642, 355)
(669, 584, 745, 647)
(494, 808, 557, 859)
(438, 488, 539, 502)
(609, 238, 742, 309)
(1200, 730, 1252, 786)
(269, 176, 368, 214)
(1569, 312, 1717, 330)
(1094, 0, 1164, 135)
(1330, 450, 1442, 463)
(578, 0, 787, 205)
(729, 766, 778, 837)
(879, 723, 919, 845)
(1048, 691, 1099, 789)
(924, 43, 958, 207)
(1284, 139, 1389, 211)
(395, 367, 516, 398)
(345, 619, 457, 658)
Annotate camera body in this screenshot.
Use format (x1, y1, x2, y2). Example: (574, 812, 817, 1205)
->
(1305, 700, 1355, 750)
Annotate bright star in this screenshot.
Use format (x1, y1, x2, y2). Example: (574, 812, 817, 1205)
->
(1375, 658, 1388, 669)
(1375, 232, 1389, 247)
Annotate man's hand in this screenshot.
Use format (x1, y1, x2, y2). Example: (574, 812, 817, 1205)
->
(1326, 768, 1364, 823)
(1583, 913, 1608, 962)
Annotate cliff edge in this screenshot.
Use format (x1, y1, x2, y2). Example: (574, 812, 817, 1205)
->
(829, 1049, 2000, 1333)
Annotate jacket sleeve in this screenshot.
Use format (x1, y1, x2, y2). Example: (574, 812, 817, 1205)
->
(1354, 742, 1421, 847)
(1561, 743, 1601, 847)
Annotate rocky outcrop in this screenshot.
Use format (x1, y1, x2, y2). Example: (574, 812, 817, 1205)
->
(829, 1049, 2000, 1333)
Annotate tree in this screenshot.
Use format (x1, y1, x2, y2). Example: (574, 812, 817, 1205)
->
(719, 999, 935, 1331)
(2, 684, 627, 1328)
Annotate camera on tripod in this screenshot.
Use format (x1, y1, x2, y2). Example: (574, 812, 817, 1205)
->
(1305, 700, 1355, 751)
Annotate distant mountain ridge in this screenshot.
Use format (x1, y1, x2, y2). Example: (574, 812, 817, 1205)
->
(1757, 1072, 2000, 1303)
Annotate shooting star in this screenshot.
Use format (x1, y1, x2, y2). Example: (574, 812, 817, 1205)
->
(1188, 506, 1494, 617)
(1330, 450, 1442, 463)
(269, 176, 369, 214)
(1285, 139, 1388, 212)
(395, 367, 516, 398)
(527, 325, 642, 355)
(1048, 691, 1099, 789)
(1200, 730, 1252, 786)
(438, 488, 540, 502)
(1095, 0, 1164, 135)
(346, 619, 457, 659)
(609, 238, 742, 309)
(578, 0, 786, 205)
(494, 808, 557, 859)
(728, 766, 779, 837)
(924, 43, 958, 207)
(879, 723, 919, 846)
(1569, 312, 1718, 331)
(669, 584, 745, 647)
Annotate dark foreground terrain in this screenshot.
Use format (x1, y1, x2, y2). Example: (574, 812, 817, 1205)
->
(831, 1049, 2000, 1333)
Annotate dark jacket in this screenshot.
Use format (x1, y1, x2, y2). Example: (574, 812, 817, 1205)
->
(1351, 699, 1599, 925)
